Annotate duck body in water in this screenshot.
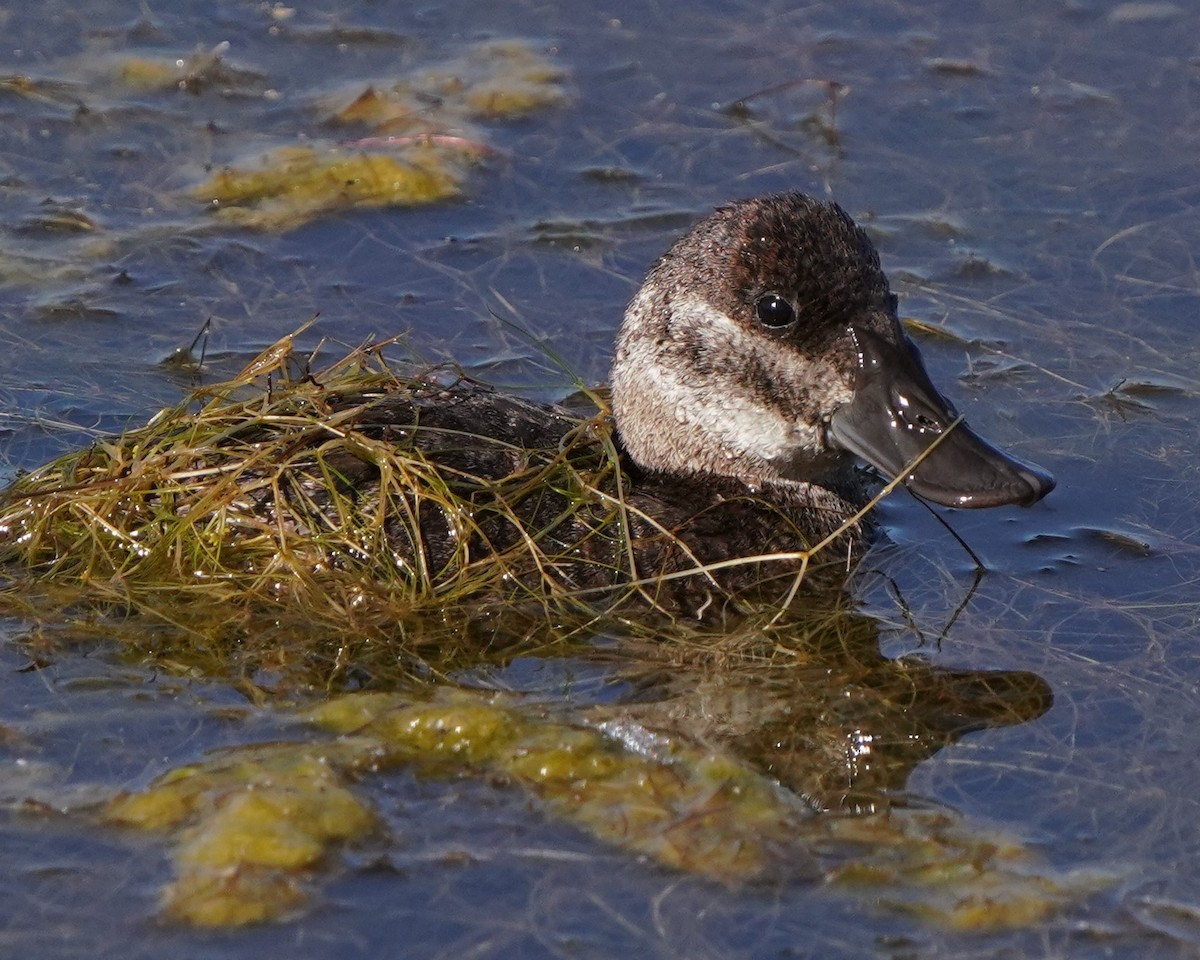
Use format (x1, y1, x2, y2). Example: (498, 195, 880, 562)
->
(0, 193, 1052, 609)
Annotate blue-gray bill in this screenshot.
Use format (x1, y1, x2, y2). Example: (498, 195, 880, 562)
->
(826, 327, 1055, 509)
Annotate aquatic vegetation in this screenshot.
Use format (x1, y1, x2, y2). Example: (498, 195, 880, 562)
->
(327, 39, 567, 129)
(191, 39, 566, 229)
(307, 690, 809, 882)
(0, 333, 618, 620)
(113, 41, 269, 96)
(3, 38, 565, 238)
(100, 687, 1102, 929)
(0, 327, 872, 692)
(105, 688, 811, 926)
(106, 739, 376, 926)
(822, 811, 1105, 931)
(195, 143, 471, 230)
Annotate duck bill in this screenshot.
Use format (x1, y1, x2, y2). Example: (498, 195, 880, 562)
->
(826, 328, 1055, 508)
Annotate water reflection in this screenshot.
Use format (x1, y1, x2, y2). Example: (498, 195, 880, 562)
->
(73, 587, 1064, 928)
(606, 618, 1051, 815)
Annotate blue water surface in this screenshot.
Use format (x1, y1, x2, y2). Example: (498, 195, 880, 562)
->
(2, 1, 1200, 957)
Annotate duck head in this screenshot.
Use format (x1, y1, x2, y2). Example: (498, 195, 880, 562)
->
(611, 192, 1054, 508)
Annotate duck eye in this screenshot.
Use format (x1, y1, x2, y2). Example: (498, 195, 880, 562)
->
(755, 294, 796, 329)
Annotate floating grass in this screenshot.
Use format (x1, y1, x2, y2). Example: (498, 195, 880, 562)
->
(0, 330, 872, 689)
(0, 341, 600, 620)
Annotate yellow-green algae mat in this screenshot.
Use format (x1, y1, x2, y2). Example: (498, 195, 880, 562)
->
(103, 688, 1104, 929)
(2, 39, 566, 233)
(189, 40, 567, 230)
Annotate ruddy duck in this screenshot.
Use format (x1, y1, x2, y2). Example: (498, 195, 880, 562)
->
(613, 192, 1051, 512)
(0, 192, 1052, 608)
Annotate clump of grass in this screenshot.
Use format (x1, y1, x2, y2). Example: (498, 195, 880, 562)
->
(0, 331, 622, 608)
(0, 330, 874, 689)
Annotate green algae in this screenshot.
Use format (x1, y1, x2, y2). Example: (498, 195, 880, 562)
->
(99, 687, 1103, 929)
(191, 39, 565, 230)
(308, 690, 814, 883)
(106, 739, 377, 926)
(2, 39, 565, 243)
(103, 689, 807, 926)
(112, 42, 268, 96)
(103, 688, 809, 926)
(328, 39, 566, 131)
(194, 143, 469, 231)
(823, 812, 1107, 931)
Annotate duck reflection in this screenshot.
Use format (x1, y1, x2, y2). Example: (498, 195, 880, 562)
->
(587, 600, 1051, 815)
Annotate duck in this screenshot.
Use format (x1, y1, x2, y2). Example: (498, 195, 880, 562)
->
(0, 192, 1053, 612)
(612, 192, 1052, 512)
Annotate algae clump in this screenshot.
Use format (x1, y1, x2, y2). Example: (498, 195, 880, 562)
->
(100, 687, 1103, 929)
(195, 144, 468, 231)
(193, 39, 566, 229)
(106, 741, 376, 926)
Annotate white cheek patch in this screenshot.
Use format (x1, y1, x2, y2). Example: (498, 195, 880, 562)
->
(613, 290, 853, 481)
(693, 395, 805, 462)
(663, 296, 831, 461)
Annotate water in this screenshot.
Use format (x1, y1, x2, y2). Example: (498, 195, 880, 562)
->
(2, 0, 1200, 956)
